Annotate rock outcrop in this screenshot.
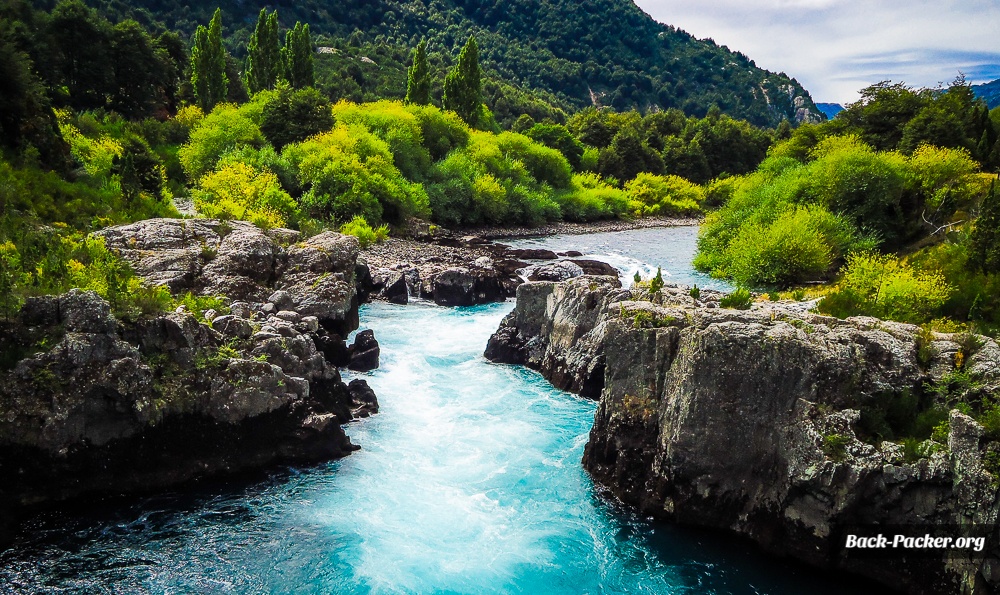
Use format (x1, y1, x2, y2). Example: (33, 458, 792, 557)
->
(360, 230, 622, 307)
(0, 219, 382, 545)
(486, 278, 1000, 594)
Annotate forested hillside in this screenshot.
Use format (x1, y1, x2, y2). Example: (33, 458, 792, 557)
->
(41, 0, 823, 126)
(973, 79, 1000, 109)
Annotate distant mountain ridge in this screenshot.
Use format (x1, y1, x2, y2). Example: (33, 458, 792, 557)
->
(816, 102, 844, 119)
(973, 79, 1000, 109)
(79, 0, 824, 127)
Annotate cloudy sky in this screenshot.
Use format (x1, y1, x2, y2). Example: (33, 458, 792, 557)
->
(633, 0, 1000, 105)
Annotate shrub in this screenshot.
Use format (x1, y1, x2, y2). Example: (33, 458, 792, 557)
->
(193, 162, 298, 229)
(554, 173, 630, 222)
(426, 131, 563, 226)
(819, 252, 954, 323)
(333, 100, 432, 179)
(285, 124, 430, 225)
(261, 86, 335, 151)
(179, 103, 265, 180)
(404, 103, 470, 161)
(722, 206, 843, 287)
(339, 215, 389, 248)
(624, 173, 703, 216)
(720, 287, 753, 309)
(177, 292, 230, 320)
(649, 267, 664, 296)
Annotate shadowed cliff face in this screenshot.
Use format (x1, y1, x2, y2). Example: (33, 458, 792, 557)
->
(0, 220, 382, 544)
(486, 277, 1000, 595)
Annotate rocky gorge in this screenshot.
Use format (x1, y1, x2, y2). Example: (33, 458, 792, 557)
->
(0, 219, 380, 547)
(486, 276, 1000, 594)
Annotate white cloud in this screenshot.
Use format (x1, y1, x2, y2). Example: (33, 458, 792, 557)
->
(634, 0, 1000, 104)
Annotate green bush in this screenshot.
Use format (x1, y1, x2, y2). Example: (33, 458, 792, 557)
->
(333, 100, 432, 180)
(819, 252, 954, 323)
(260, 86, 335, 151)
(722, 207, 842, 287)
(339, 215, 389, 248)
(177, 292, 230, 320)
(192, 161, 299, 229)
(720, 287, 753, 309)
(285, 124, 430, 225)
(179, 103, 265, 180)
(554, 173, 630, 222)
(624, 173, 702, 217)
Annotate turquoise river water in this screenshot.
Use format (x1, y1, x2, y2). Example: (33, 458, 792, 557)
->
(0, 227, 863, 594)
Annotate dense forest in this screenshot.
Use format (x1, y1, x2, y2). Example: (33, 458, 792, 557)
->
(3, 0, 1000, 344)
(30, 0, 823, 127)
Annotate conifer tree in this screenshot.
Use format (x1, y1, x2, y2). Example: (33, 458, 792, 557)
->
(405, 39, 431, 105)
(971, 179, 1000, 274)
(443, 36, 482, 126)
(191, 8, 228, 112)
(245, 9, 281, 94)
(281, 22, 314, 89)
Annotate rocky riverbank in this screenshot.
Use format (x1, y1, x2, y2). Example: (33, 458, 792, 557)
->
(458, 216, 700, 240)
(0, 219, 381, 548)
(360, 225, 619, 307)
(486, 277, 1000, 594)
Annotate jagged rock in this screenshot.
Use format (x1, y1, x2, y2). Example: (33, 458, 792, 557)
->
(486, 277, 1000, 594)
(560, 250, 584, 257)
(315, 333, 352, 368)
(97, 220, 360, 333)
(211, 315, 253, 339)
(1, 221, 380, 537)
(528, 260, 585, 282)
(380, 271, 409, 305)
(569, 259, 618, 276)
(495, 259, 530, 276)
(355, 262, 376, 303)
(299, 316, 320, 333)
(348, 330, 380, 372)
(432, 268, 476, 307)
(348, 379, 379, 418)
(275, 310, 301, 323)
(508, 248, 558, 260)
(268, 290, 295, 310)
(59, 289, 118, 334)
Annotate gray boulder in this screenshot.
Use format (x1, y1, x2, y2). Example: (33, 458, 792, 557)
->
(527, 260, 585, 282)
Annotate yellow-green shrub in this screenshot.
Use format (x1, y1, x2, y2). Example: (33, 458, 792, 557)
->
(339, 215, 389, 248)
(284, 124, 430, 225)
(179, 103, 265, 180)
(555, 173, 630, 221)
(819, 252, 954, 323)
(193, 162, 298, 229)
(624, 173, 702, 216)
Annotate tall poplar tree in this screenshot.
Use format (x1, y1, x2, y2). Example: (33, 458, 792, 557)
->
(281, 22, 314, 89)
(191, 8, 227, 112)
(443, 36, 482, 126)
(245, 8, 281, 94)
(405, 39, 431, 105)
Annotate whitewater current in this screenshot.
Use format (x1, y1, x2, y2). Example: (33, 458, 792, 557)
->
(0, 227, 859, 594)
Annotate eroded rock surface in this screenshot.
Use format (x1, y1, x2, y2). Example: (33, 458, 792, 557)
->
(1, 220, 383, 542)
(486, 278, 1000, 594)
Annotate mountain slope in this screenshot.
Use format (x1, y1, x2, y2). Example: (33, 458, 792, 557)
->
(79, 0, 823, 127)
(815, 102, 844, 119)
(973, 78, 1000, 109)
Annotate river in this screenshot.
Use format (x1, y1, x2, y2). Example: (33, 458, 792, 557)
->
(0, 226, 860, 594)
